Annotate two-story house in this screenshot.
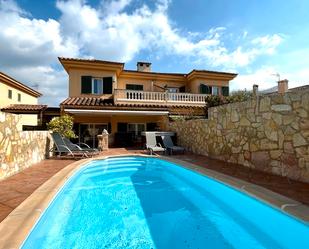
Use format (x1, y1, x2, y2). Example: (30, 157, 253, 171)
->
(59, 57, 237, 147)
(0, 71, 42, 131)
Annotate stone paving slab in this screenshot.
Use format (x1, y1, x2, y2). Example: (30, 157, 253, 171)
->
(0, 148, 308, 224)
(0, 149, 308, 248)
(0, 159, 75, 222)
(172, 153, 309, 205)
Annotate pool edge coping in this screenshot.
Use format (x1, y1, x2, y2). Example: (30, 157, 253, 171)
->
(0, 154, 308, 248)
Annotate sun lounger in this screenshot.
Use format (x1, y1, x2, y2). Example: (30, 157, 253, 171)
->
(162, 135, 185, 155)
(50, 133, 88, 158)
(145, 132, 166, 155)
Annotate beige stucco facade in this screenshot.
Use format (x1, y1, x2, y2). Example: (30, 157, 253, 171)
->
(59, 57, 237, 146)
(68, 68, 117, 97)
(0, 72, 41, 130)
(67, 67, 232, 97)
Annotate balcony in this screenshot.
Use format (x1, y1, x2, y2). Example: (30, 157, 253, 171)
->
(114, 89, 209, 106)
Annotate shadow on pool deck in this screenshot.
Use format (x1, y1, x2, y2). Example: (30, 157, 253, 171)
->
(171, 153, 309, 206)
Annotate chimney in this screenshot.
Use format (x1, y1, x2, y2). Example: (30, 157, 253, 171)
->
(278, 79, 288, 94)
(253, 84, 259, 96)
(137, 62, 151, 72)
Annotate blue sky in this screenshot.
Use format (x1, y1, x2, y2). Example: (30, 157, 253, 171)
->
(0, 0, 309, 105)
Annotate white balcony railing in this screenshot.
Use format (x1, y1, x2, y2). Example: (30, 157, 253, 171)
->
(114, 89, 209, 106)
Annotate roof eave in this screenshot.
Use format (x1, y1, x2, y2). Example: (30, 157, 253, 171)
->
(186, 70, 238, 81)
(58, 57, 125, 75)
(0, 72, 42, 97)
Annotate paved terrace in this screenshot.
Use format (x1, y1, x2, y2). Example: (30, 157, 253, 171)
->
(0, 148, 308, 222)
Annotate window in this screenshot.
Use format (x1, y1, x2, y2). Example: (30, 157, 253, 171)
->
(126, 84, 143, 91)
(127, 123, 145, 137)
(166, 87, 178, 93)
(8, 89, 12, 99)
(78, 123, 109, 148)
(81, 76, 113, 94)
(18, 93, 21, 102)
(212, 86, 219, 95)
(92, 78, 103, 94)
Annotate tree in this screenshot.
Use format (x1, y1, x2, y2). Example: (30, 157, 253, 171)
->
(47, 114, 76, 139)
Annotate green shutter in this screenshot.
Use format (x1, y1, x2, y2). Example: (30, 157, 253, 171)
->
(146, 122, 157, 131)
(108, 123, 112, 133)
(207, 86, 212, 94)
(117, 122, 127, 132)
(179, 86, 185, 92)
(200, 84, 206, 94)
(200, 84, 212, 94)
(103, 77, 113, 94)
(222, 86, 229, 96)
(126, 84, 143, 90)
(81, 76, 92, 94)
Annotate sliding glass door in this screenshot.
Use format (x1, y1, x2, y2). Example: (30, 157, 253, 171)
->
(79, 123, 108, 148)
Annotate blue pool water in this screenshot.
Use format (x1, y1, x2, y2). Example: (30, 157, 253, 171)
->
(22, 156, 309, 249)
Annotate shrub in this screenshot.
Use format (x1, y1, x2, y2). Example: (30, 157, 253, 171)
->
(205, 95, 227, 107)
(47, 114, 77, 139)
(205, 90, 253, 108)
(226, 90, 253, 103)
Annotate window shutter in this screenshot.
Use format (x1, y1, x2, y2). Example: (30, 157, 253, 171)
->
(222, 86, 229, 96)
(136, 85, 143, 91)
(108, 123, 112, 134)
(81, 76, 92, 94)
(117, 122, 127, 132)
(179, 86, 185, 92)
(103, 77, 113, 94)
(208, 86, 212, 94)
(126, 84, 143, 91)
(200, 84, 206, 94)
(146, 122, 157, 131)
(200, 84, 212, 94)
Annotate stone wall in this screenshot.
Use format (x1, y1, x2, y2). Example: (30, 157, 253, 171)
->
(168, 89, 309, 183)
(0, 112, 53, 181)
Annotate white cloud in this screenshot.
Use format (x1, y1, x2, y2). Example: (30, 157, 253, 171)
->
(0, 0, 286, 105)
(230, 67, 279, 91)
(230, 66, 309, 92)
(4, 66, 68, 105)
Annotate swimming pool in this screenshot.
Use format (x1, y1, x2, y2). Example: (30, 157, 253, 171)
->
(22, 156, 309, 249)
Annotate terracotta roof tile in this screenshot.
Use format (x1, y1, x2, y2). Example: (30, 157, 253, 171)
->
(58, 57, 124, 66)
(1, 104, 47, 112)
(60, 96, 205, 109)
(61, 97, 114, 107)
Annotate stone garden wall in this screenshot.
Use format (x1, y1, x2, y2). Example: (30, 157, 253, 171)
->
(0, 112, 53, 181)
(168, 89, 309, 183)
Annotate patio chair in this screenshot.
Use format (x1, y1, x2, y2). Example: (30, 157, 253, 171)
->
(145, 132, 166, 155)
(62, 137, 99, 155)
(50, 133, 88, 158)
(162, 135, 185, 155)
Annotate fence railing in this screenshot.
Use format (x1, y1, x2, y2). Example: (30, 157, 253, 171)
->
(114, 89, 209, 106)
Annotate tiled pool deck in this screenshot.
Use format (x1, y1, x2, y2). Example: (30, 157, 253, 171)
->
(0, 148, 308, 224)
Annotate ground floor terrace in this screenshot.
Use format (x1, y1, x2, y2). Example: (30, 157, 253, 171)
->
(0, 148, 308, 224)
(61, 96, 206, 148)
(69, 112, 169, 148)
